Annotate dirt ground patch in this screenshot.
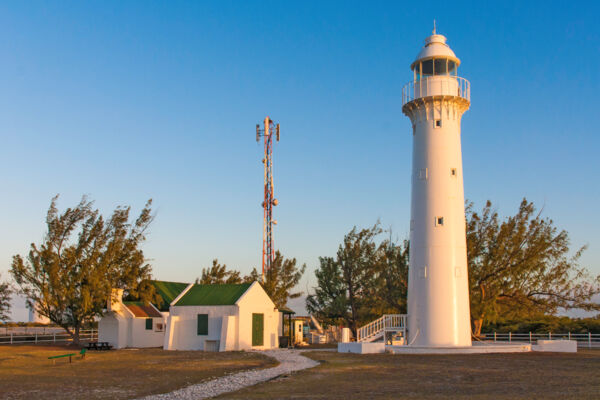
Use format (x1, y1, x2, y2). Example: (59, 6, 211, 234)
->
(218, 349, 600, 399)
(0, 344, 277, 399)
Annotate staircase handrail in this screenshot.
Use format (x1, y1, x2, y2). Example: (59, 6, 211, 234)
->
(357, 314, 407, 342)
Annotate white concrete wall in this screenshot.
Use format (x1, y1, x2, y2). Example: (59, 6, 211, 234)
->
(163, 315, 178, 350)
(129, 317, 165, 348)
(166, 305, 237, 350)
(219, 315, 237, 351)
(236, 283, 279, 350)
(338, 342, 386, 354)
(98, 311, 129, 349)
(100, 289, 166, 349)
(533, 340, 577, 353)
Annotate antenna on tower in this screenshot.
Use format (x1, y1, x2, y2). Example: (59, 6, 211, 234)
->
(433, 19, 437, 35)
(255, 116, 280, 283)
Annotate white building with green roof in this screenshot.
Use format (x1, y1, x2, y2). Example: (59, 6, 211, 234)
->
(99, 288, 168, 349)
(99, 281, 190, 349)
(163, 281, 281, 351)
(99, 280, 283, 351)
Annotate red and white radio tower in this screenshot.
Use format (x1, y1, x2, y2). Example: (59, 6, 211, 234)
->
(256, 117, 280, 282)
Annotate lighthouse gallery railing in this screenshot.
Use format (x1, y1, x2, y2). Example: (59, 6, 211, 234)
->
(402, 76, 470, 106)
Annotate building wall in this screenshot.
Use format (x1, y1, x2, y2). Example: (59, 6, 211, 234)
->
(98, 311, 128, 349)
(219, 315, 237, 351)
(166, 305, 238, 350)
(236, 283, 279, 350)
(405, 91, 472, 347)
(129, 317, 165, 348)
(99, 289, 166, 349)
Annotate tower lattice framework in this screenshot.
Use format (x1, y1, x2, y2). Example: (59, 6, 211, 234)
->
(256, 117, 280, 281)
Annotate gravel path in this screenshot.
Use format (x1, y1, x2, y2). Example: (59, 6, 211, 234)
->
(140, 349, 319, 400)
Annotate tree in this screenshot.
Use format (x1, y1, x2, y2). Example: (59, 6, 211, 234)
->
(11, 196, 157, 344)
(196, 259, 243, 284)
(306, 256, 349, 326)
(368, 238, 409, 315)
(0, 273, 12, 323)
(466, 199, 600, 337)
(247, 251, 306, 309)
(307, 225, 382, 335)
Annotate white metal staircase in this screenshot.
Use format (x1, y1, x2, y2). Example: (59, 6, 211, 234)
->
(357, 314, 407, 343)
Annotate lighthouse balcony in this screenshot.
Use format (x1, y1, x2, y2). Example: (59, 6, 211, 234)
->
(402, 76, 470, 105)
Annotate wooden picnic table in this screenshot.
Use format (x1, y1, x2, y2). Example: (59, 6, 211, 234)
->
(86, 341, 112, 351)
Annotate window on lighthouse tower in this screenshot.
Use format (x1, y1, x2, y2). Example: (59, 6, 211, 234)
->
(448, 60, 457, 75)
(421, 60, 433, 77)
(414, 58, 458, 80)
(434, 59, 447, 75)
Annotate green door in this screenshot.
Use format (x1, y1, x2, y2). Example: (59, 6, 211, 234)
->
(252, 313, 264, 346)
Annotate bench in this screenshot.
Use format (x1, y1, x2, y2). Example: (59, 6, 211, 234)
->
(48, 348, 86, 365)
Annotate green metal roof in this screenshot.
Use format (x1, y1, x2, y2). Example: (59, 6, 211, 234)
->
(278, 306, 296, 314)
(151, 281, 190, 311)
(174, 283, 252, 306)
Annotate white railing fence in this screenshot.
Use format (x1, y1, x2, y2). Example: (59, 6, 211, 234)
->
(0, 329, 98, 345)
(482, 332, 600, 349)
(357, 314, 406, 342)
(402, 76, 470, 105)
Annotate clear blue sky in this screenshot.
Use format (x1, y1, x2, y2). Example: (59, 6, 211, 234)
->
(1, 1, 599, 318)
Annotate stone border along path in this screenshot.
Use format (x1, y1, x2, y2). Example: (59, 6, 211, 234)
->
(139, 349, 320, 400)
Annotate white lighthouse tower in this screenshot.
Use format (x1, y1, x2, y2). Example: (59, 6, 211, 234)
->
(403, 29, 472, 347)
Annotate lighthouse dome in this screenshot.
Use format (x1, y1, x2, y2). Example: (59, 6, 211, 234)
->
(411, 34, 460, 71)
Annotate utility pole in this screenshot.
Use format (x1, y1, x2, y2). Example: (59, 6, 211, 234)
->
(256, 117, 280, 282)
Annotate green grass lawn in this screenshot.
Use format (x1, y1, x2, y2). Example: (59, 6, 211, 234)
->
(0, 344, 277, 399)
(218, 349, 600, 399)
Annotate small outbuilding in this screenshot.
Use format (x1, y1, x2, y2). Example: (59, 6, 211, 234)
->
(98, 280, 189, 349)
(164, 281, 280, 351)
(98, 289, 166, 349)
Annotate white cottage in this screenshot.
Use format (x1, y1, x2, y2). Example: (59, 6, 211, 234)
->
(164, 281, 280, 351)
(98, 281, 189, 349)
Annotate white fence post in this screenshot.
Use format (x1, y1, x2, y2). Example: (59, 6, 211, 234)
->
(529, 332, 532, 343)
(509, 332, 511, 343)
(53, 333, 56, 343)
(35, 333, 37, 344)
(568, 332, 571, 340)
(589, 332, 592, 349)
(549, 332, 552, 340)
